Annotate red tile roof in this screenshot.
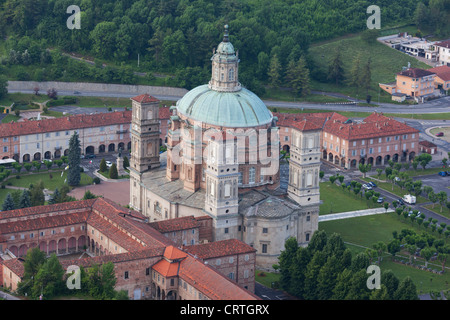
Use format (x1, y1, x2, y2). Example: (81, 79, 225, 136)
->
(149, 216, 199, 233)
(152, 258, 180, 277)
(131, 94, 159, 104)
(0, 111, 132, 138)
(178, 255, 259, 300)
(274, 112, 329, 131)
(435, 40, 450, 48)
(428, 65, 450, 81)
(0, 200, 95, 222)
(184, 239, 256, 259)
(60, 247, 165, 269)
(0, 211, 89, 234)
(2, 258, 25, 277)
(0, 105, 170, 138)
(419, 140, 437, 148)
(397, 68, 435, 78)
(163, 245, 187, 261)
(323, 112, 419, 140)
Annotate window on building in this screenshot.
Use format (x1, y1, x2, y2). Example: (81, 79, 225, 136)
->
(262, 244, 268, 254)
(262, 228, 268, 233)
(249, 167, 256, 184)
(224, 183, 231, 198)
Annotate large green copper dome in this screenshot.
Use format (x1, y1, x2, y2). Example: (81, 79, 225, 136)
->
(176, 84, 273, 128)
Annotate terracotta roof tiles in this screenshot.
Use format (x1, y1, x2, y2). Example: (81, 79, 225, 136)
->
(185, 239, 256, 260)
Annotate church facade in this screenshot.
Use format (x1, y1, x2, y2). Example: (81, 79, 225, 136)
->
(129, 26, 320, 270)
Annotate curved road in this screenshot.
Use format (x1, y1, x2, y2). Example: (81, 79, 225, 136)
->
(7, 85, 450, 114)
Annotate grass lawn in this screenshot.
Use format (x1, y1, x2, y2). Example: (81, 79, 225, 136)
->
(4, 170, 93, 191)
(1, 114, 20, 123)
(308, 31, 430, 100)
(97, 169, 129, 180)
(320, 181, 382, 215)
(255, 270, 281, 288)
(319, 213, 450, 293)
(0, 92, 48, 106)
(370, 167, 447, 180)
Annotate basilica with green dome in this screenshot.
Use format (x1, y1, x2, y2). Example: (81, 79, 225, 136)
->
(129, 25, 320, 270)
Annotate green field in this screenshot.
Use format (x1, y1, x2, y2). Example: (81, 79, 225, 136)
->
(319, 213, 450, 294)
(308, 31, 431, 100)
(4, 170, 92, 191)
(320, 181, 383, 215)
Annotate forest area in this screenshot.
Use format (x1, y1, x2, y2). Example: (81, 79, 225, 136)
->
(0, 0, 447, 97)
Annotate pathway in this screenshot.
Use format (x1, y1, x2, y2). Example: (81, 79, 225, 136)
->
(318, 207, 393, 222)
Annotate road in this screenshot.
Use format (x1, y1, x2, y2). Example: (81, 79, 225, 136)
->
(7, 84, 450, 114)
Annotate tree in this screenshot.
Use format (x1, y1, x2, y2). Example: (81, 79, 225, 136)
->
(372, 241, 387, 264)
(68, 132, 81, 186)
(100, 262, 117, 299)
(319, 171, 325, 181)
(278, 237, 298, 290)
(2, 193, 16, 211)
(416, 153, 432, 170)
(123, 156, 129, 169)
(387, 239, 400, 259)
(30, 180, 45, 206)
(437, 191, 448, 213)
(83, 190, 98, 200)
(109, 163, 118, 179)
(358, 163, 372, 178)
(268, 54, 281, 87)
(327, 47, 344, 85)
(0, 75, 8, 99)
(285, 56, 311, 97)
(381, 270, 400, 300)
(17, 247, 46, 297)
(99, 158, 107, 172)
(19, 189, 32, 208)
(32, 254, 66, 299)
(347, 53, 362, 94)
(360, 57, 372, 97)
(376, 168, 383, 179)
(394, 277, 419, 300)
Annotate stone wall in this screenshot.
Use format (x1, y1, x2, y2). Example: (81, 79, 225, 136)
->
(7, 81, 188, 98)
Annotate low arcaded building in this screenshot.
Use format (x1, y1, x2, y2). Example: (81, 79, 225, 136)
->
(0, 198, 258, 300)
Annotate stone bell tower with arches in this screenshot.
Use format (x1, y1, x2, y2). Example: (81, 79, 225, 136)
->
(129, 94, 161, 211)
(204, 138, 240, 241)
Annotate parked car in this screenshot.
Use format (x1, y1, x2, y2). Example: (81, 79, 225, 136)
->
(435, 132, 444, 137)
(86, 154, 96, 159)
(362, 184, 372, 190)
(368, 181, 377, 188)
(106, 161, 112, 168)
(398, 198, 405, 206)
(80, 155, 85, 159)
(377, 197, 384, 203)
(438, 171, 447, 177)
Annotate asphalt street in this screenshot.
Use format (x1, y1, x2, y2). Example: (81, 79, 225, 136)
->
(7, 88, 450, 114)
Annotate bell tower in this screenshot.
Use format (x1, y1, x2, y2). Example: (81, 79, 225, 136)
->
(129, 94, 161, 212)
(204, 138, 240, 241)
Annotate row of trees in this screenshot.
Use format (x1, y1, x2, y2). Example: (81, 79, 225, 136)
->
(275, 231, 418, 300)
(16, 247, 128, 300)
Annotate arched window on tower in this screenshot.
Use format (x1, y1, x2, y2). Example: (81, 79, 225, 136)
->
(229, 68, 234, 81)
